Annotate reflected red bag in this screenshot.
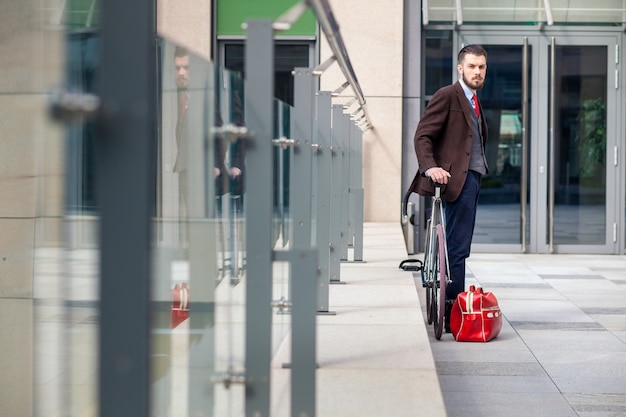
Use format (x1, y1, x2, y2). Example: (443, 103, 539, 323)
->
(450, 285, 502, 342)
(171, 282, 190, 328)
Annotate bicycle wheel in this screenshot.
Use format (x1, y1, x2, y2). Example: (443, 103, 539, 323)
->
(423, 219, 434, 324)
(433, 224, 447, 340)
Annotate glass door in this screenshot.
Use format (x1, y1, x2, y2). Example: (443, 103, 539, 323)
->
(460, 31, 620, 254)
(541, 36, 619, 253)
(459, 33, 535, 252)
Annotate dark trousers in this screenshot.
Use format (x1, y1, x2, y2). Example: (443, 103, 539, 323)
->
(443, 170, 481, 301)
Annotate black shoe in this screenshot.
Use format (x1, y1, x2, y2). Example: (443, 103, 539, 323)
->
(444, 300, 454, 333)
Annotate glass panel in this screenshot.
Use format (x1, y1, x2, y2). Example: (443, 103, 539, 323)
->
(62, 15, 100, 417)
(22, 1, 100, 417)
(462, 0, 545, 23)
(223, 41, 309, 248)
(66, 0, 100, 28)
(66, 32, 98, 213)
(427, 0, 457, 23)
(272, 100, 292, 350)
(263, 100, 293, 411)
(225, 43, 310, 106)
(274, 100, 292, 247)
(550, 0, 626, 23)
(424, 30, 453, 96)
(428, 0, 546, 23)
(152, 40, 247, 416)
(475, 45, 529, 245)
(213, 66, 247, 415)
(428, 0, 626, 24)
(551, 45, 607, 245)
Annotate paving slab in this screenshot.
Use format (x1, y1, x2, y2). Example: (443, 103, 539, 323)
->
(418, 248, 626, 417)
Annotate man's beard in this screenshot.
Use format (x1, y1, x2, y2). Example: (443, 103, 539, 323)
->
(176, 77, 188, 90)
(462, 72, 484, 90)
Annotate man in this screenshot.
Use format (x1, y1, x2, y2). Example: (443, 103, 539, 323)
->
(410, 44, 489, 332)
(174, 47, 189, 203)
(173, 46, 190, 244)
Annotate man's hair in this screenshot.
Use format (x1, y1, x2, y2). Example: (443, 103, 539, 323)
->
(458, 44, 487, 64)
(174, 46, 188, 59)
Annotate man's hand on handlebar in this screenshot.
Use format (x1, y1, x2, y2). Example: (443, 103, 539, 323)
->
(427, 167, 451, 185)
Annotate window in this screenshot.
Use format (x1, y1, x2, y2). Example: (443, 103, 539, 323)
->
(223, 42, 312, 105)
(424, 30, 453, 97)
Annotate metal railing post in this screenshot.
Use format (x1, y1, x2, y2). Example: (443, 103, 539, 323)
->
(288, 67, 318, 417)
(329, 105, 345, 283)
(340, 112, 351, 261)
(290, 67, 315, 248)
(351, 126, 364, 261)
(315, 91, 333, 312)
(244, 20, 274, 417)
(97, 0, 155, 415)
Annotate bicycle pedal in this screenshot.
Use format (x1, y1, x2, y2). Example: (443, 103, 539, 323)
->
(399, 258, 423, 272)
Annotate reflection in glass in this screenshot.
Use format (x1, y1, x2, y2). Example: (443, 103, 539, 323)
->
(424, 30, 453, 96)
(551, 45, 607, 245)
(271, 100, 292, 355)
(62, 25, 101, 417)
(225, 43, 310, 105)
(475, 45, 530, 245)
(152, 40, 249, 416)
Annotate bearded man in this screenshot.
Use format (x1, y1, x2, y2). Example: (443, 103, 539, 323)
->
(409, 44, 489, 333)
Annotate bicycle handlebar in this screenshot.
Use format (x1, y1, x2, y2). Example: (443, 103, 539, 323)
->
(401, 176, 446, 225)
(401, 190, 414, 225)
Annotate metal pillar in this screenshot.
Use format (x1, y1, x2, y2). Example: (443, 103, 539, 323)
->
(315, 91, 333, 311)
(289, 66, 318, 417)
(329, 104, 345, 283)
(244, 20, 274, 417)
(351, 126, 364, 261)
(274, 248, 317, 417)
(290, 68, 315, 248)
(340, 112, 351, 261)
(97, 0, 155, 415)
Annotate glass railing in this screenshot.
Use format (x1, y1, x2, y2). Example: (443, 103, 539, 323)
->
(26, 4, 366, 416)
(272, 99, 293, 357)
(151, 39, 251, 416)
(274, 99, 292, 250)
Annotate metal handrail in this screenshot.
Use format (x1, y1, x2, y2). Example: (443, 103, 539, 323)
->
(270, 0, 373, 131)
(307, 0, 372, 131)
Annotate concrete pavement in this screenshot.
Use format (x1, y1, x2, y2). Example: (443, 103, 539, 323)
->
(281, 222, 626, 417)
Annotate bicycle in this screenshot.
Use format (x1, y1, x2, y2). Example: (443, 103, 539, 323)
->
(423, 184, 452, 339)
(400, 183, 451, 340)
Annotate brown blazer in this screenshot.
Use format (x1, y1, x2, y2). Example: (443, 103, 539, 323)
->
(409, 81, 488, 202)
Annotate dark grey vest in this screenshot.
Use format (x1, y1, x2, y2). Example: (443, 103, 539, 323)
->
(468, 110, 488, 175)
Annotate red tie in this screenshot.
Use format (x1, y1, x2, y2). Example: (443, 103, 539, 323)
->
(472, 94, 480, 117)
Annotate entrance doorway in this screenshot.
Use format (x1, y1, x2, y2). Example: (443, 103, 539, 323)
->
(459, 31, 621, 254)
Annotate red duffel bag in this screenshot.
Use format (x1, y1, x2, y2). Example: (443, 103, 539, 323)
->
(450, 285, 502, 342)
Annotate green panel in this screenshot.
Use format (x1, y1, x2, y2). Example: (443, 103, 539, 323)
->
(67, 0, 99, 28)
(218, 0, 316, 37)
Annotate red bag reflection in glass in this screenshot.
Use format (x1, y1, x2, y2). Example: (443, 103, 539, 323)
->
(171, 282, 190, 328)
(450, 285, 502, 342)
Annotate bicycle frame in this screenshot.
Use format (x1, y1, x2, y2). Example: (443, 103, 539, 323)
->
(423, 187, 450, 286)
(422, 185, 451, 339)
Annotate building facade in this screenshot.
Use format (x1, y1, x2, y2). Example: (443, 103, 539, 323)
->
(160, 0, 626, 255)
(407, 2, 626, 256)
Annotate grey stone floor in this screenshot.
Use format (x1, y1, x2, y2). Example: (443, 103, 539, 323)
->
(416, 252, 626, 417)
